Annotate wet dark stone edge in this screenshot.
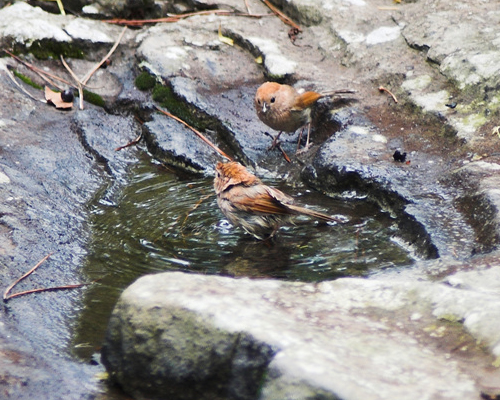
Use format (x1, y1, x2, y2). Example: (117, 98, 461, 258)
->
(301, 162, 439, 259)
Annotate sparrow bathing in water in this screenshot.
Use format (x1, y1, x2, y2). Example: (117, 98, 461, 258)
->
(254, 82, 353, 153)
(214, 161, 343, 240)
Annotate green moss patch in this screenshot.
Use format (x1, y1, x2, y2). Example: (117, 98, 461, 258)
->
(14, 40, 85, 60)
(152, 84, 209, 130)
(74, 89, 105, 108)
(135, 72, 157, 91)
(82, 89, 105, 108)
(13, 70, 43, 90)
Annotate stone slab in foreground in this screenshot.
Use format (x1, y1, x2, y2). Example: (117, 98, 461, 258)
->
(102, 269, 500, 400)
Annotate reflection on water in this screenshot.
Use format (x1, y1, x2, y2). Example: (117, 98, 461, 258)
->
(72, 158, 414, 360)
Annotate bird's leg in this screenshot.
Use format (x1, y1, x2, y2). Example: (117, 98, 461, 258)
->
(296, 123, 312, 154)
(305, 123, 312, 148)
(264, 132, 291, 162)
(265, 131, 283, 150)
(296, 127, 304, 152)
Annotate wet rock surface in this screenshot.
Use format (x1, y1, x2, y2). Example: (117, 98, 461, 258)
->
(103, 270, 500, 400)
(0, 0, 499, 399)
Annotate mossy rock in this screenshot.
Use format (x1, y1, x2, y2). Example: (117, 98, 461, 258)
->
(152, 84, 210, 131)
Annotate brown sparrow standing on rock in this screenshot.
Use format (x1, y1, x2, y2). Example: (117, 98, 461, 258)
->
(214, 161, 344, 240)
(254, 82, 352, 152)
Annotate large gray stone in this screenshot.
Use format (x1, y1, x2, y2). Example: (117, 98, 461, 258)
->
(0, 2, 123, 46)
(102, 270, 500, 399)
(2, 0, 500, 399)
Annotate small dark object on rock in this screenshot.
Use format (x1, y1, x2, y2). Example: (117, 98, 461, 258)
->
(393, 150, 407, 163)
(61, 89, 74, 103)
(481, 391, 500, 400)
(288, 27, 301, 44)
(445, 102, 457, 109)
(100, 59, 112, 69)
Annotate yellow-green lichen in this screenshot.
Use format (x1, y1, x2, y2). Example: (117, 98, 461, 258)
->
(463, 113, 487, 129)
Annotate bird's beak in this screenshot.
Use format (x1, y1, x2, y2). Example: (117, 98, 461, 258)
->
(262, 102, 268, 113)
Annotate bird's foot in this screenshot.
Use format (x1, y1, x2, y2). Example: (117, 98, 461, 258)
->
(267, 138, 282, 151)
(264, 132, 283, 151)
(296, 141, 313, 155)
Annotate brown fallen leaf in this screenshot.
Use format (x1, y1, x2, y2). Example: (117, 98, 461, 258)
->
(45, 86, 74, 109)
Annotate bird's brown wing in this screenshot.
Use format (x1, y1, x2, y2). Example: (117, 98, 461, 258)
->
(229, 185, 292, 215)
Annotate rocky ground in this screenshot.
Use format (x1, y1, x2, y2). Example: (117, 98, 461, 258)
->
(0, 0, 499, 399)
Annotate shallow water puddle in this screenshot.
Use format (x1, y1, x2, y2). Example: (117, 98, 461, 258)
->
(72, 158, 414, 360)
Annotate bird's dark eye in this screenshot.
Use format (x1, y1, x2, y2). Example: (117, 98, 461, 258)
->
(257, 99, 261, 105)
(270, 97, 276, 103)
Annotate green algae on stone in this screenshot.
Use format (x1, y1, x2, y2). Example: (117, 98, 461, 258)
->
(13, 70, 43, 90)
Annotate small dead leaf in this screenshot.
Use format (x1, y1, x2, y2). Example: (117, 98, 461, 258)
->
(255, 56, 263, 64)
(45, 86, 74, 109)
(218, 24, 234, 46)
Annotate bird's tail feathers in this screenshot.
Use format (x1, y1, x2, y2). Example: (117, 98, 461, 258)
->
(286, 204, 346, 223)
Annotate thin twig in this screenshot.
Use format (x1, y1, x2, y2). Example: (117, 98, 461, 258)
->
(244, 0, 252, 14)
(105, 10, 231, 26)
(378, 86, 398, 103)
(81, 26, 127, 85)
(155, 106, 233, 161)
(227, 12, 271, 18)
(115, 132, 143, 151)
(33, 69, 66, 91)
(3, 49, 73, 87)
(44, 0, 66, 14)
(5, 67, 46, 103)
(104, 11, 270, 26)
(105, 16, 181, 26)
(4, 280, 99, 301)
(182, 193, 214, 226)
(3, 253, 102, 301)
(261, 0, 302, 31)
(3, 253, 52, 300)
(168, 9, 233, 19)
(55, 0, 66, 15)
(60, 55, 84, 109)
